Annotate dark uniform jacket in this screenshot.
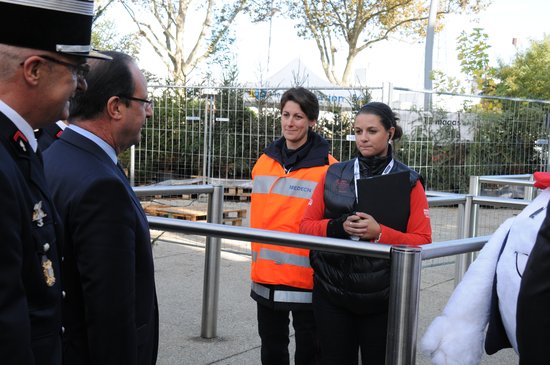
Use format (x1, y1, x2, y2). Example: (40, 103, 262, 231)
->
(0, 112, 63, 365)
(43, 128, 159, 365)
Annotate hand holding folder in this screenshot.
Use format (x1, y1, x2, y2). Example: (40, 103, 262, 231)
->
(356, 171, 410, 233)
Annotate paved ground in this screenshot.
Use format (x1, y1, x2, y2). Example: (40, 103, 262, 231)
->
(152, 237, 518, 365)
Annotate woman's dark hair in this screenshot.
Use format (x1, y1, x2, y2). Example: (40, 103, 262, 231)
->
(279, 87, 319, 121)
(356, 101, 403, 141)
(69, 50, 135, 121)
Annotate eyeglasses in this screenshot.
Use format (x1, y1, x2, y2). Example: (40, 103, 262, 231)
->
(37, 55, 90, 79)
(117, 95, 153, 109)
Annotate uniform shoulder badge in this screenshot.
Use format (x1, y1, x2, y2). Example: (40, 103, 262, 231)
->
(12, 130, 28, 152)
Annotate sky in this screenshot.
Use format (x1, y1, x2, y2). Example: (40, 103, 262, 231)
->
(107, 0, 550, 89)
(230, 0, 550, 89)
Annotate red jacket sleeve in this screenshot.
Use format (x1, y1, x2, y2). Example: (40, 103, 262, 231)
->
(299, 174, 330, 237)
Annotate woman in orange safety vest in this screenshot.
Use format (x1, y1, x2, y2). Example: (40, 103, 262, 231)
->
(250, 87, 337, 365)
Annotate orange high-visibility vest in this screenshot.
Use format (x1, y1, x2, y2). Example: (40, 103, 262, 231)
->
(250, 153, 337, 290)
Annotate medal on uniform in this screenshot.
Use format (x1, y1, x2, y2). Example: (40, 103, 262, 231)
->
(32, 201, 47, 227)
(41, 255, 56, 287)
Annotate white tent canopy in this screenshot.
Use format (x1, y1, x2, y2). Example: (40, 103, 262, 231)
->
(264, 58, 335, 88)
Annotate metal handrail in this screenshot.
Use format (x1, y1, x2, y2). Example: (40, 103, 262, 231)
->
(148, 216, 391, 258)
(479, 173, 532, 181)
(134, 184, 215, 196)
(473, 195, 531, 209)
(478, 177, 534, 186)
(421, 236, 490, 260)
(427, 195, 466, 206)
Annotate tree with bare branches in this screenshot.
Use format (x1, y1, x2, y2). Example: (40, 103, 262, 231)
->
(93, 0, 117, 22)
(121, 0, 247, 84)
(251, 0, 489, 86)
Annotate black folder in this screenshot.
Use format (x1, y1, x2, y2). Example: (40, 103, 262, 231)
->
(356, 171, 410, 232)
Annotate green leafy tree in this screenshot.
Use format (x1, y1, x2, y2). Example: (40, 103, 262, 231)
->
(456, 28, 496, 94)
(431, 69, 466, 94)
(432, 28, 495, 97)
(495, 36, 550, 100)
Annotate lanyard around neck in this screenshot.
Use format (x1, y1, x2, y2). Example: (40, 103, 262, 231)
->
(353, 157, 394, 202)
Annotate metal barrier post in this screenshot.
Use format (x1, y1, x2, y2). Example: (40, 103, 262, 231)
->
(469, 175, 481, 236)
(385, 246, 422, 365)
(454, 176, 481, 286)
(387, 82, 394, 105)
(455, 194, 474, 286)
(456, 200, 465, 240)
(200, 185, 224, 338)
(526, 174, 535, 201)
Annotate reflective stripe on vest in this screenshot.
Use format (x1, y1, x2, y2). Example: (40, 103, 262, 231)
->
(251, 282, 270, 299)
(252, 175, 278, 194)
(253, 175, 317, 200)
(251, 282, 313, 304)
(252, 247, 311, 268)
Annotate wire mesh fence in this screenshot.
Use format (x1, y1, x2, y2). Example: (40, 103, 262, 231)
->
(123, 85, 550, 196)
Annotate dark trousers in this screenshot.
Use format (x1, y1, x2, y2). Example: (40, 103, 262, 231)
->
(257, 302, 319, 365)
(312, 289, 388, 365)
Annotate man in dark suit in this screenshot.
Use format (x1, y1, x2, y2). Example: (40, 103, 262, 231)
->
(43, 51, 158, 365)
(0, 1, 109, 364)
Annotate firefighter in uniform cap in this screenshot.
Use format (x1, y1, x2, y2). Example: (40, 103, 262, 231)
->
(0, 1, 110, 364)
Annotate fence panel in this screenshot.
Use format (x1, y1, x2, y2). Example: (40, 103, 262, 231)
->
(125, 85, 550, 194)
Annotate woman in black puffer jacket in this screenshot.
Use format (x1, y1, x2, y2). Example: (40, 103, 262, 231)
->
(300, 102, 432, 365)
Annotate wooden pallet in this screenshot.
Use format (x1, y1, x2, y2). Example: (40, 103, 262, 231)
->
(222, 217, 243, 226)
(144, 205, 207, 221)
(224, 186, 252, 201)
(143, 204, 247, 226)
(221, 208, 246, 225)
(222, 208, 248, 219)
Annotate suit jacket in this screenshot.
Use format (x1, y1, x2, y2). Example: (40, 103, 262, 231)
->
(0, 113, 63, 365)
(43, 128, 158, 365)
